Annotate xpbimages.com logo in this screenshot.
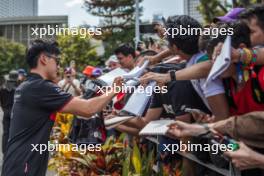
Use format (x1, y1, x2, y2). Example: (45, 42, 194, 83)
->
(163, 141, 235, 155)
(98, 83, 168, 96)
(163, 25, 234, 38)
(31, 25, 102, 38)
(31, 141, 101, 154)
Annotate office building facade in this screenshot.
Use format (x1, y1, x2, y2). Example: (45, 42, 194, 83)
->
(0, 16, 68, 46)
(184, 0, 203, 23)
(0, 0, 38, 17)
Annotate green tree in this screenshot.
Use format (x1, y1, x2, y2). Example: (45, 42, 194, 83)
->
(57, 33, 99, 72)
(84, 0, 142, 58)
(197, 0, 263, 24)
(102, 27, 135, 58)
(0, 37, 26, 76)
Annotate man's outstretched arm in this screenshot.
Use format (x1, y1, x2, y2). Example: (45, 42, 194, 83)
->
(138, 48, 173, 66)
(61, 77, 122, 118)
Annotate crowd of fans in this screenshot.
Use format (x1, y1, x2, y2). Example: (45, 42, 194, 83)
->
(1, 3, 264, 176)
(132, 4, 264, 176)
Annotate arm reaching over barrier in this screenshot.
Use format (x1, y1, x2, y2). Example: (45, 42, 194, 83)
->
(166, 121, 211, 138)
(224, 142, 264, 170)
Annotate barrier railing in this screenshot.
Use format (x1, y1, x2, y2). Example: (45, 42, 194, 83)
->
(145, 136, 241, 176)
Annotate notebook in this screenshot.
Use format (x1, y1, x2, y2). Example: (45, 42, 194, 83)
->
(122, 60, 149, 79)
(124, 78, 140, 88)
(98, 68, 127, 86)
(122, 60, 149, 90)
(104, 116, 136, 129)
(139, 119, 175, 135)
(204, 36, 231, 87)
(121, 81, 156, 116)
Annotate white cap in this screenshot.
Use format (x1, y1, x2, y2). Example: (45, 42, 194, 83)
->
(105, 55, 119, 66)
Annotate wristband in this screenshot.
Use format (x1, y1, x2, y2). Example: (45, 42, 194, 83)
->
(200, 123, 210, 132)
(169, 70, 176, 81)
(195, 123, 211, 137)
(243, 48, 252, 64)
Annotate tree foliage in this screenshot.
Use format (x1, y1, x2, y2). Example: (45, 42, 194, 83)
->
(57, 33, 99, 72)
(84, 0, 142, 58)
(197, 0, 264, 23)
(84, 0, 141, 31)
(0, 37, 26, 76)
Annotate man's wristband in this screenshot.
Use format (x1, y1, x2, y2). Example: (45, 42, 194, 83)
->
(169, 70, 176, 81)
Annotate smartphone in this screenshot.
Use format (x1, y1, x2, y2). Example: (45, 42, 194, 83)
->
(211, 135, 240, 152)
(184, 108, 207, 115)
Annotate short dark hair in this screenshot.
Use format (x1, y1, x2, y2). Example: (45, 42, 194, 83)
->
(26, 39, 61, 68)
(206, 21, 251, 58)
(114, 44, 135, 58)
(198, 25, 212, 52)
(239, 4, 264, 29)
(166, 15, 202, 55)
(231, 21, 251, 48)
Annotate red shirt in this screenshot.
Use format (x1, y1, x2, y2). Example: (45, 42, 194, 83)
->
(229, 78, 264, 115)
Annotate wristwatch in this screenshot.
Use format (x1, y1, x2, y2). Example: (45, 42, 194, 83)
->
(200, 123, 210, 132)
(169, 70, 176, 81)
(196, 123, 211, 137)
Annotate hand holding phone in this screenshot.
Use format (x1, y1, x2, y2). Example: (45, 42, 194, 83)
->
(214, 135, 240, 151)
(184, 108, 214, 123)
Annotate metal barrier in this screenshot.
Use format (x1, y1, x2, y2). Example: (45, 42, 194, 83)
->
(145, 136, 241, 176)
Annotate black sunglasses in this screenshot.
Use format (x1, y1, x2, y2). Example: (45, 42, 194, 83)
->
(45, 54, 60, 65)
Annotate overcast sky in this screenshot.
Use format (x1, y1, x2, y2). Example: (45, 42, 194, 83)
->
(38, 0, 184, 27)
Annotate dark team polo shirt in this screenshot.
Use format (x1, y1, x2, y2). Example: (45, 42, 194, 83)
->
(1, 73, 72, 176)
(150, 80, 211, 117)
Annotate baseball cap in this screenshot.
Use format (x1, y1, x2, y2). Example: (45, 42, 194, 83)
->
(83, 66, 95, 76)
(64, 67, 72, 74)
(92, 68, 102, 77)
(213, 8, 245, 23)
(105, 55, 119, 66)
(152, 15, 165, 25)
(17, 68, 27, 76)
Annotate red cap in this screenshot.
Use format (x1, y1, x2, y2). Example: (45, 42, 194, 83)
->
(83, 66, 95, 76)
